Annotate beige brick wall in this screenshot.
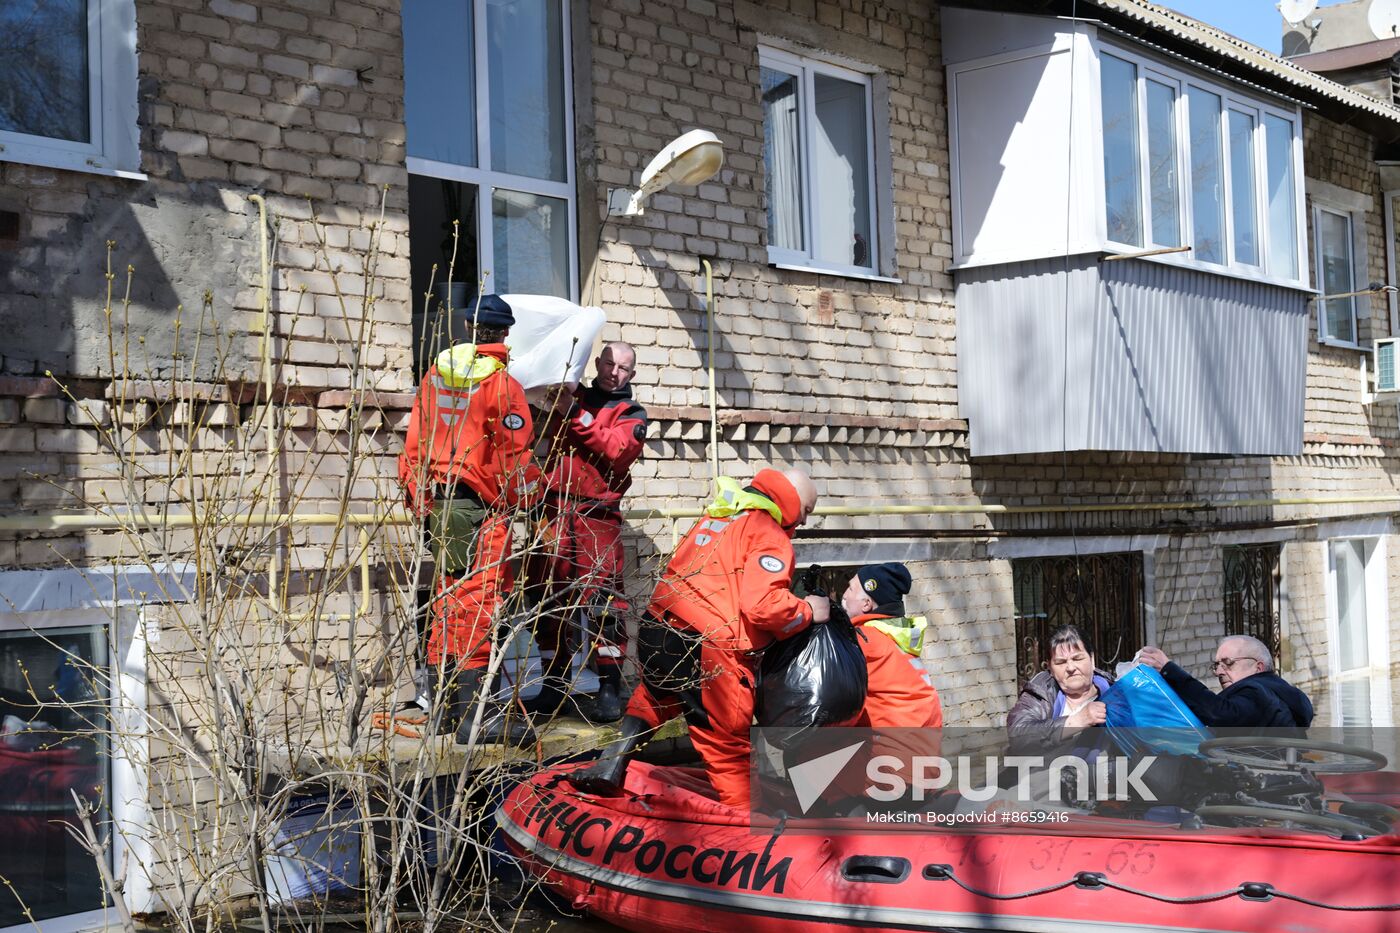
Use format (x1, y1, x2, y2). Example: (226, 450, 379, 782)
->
(2, 0, 1397, 775)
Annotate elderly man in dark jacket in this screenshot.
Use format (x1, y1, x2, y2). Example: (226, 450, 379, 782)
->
(1138, 636, 1313, 728)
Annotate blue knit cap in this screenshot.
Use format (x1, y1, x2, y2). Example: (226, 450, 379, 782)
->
(857, 562, 912, 612)
(472, 294, 515, 328)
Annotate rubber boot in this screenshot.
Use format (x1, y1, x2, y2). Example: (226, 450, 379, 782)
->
(584, 665, 624, 724)
(432, 663, 469, 735)
(454, 667, 538, 748)
(524, 651, 578, 718)
(569, 715, 647, 795)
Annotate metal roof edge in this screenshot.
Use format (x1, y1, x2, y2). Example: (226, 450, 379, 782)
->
(1079, 0, 1400, 126)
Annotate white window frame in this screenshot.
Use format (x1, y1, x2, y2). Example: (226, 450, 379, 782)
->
(1311, 197, 1369, 350)
(1322, 536, 1394, 729)
(0, 607, 151, 933)
(404, 0, 578, 300)
(1093, 41, 1307, 289)
(758, 45, 887, 281)
(0, 0, 142, 179)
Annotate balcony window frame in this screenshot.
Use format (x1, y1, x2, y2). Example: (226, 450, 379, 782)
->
(758, 45, 887, 281)
(1093, 41, 1307, 290)
(0, 0, 142, 179)
(404, 0, 578, 301)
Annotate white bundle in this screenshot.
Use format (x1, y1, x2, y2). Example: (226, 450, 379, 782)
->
(500, 294, 607, 407)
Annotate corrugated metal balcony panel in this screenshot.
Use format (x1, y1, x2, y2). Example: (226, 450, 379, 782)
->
(956, 256, 1308, 458)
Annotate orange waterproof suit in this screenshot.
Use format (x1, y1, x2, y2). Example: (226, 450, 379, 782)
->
(398, 343, 540, 668)
(530, 381, 648, 669)
(626, 470, 814, 808)
(851, 614, 942, 729)
(853, 612, 943, 790)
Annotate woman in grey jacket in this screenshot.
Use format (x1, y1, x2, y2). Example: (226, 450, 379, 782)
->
(1007, 625, 1115, 757)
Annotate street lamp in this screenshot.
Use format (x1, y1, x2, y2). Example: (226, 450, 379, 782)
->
(605, 130, 727, 485)
(606, 129, 724, 217)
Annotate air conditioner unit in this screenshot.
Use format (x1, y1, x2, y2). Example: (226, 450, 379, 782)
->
(1375, 337, 1400, 394)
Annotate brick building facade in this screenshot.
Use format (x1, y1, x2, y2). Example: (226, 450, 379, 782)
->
(1, 0, 1399, 924)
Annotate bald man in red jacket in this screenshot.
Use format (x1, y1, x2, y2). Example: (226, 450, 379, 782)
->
(571, 468, 829, 808)
(528, 342, 647, 722)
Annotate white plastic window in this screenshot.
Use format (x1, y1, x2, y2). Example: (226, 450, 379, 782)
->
(0, 0, 141, 178)
(403, 0, 576, 298)
(1098, 44, 1304, 285)
(760, 46, 881, 277)
(1315, 206, 1357, 345)
(1327, 538, 1393, 729)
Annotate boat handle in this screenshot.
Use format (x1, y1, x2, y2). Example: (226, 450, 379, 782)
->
(841, 855, 911, 884)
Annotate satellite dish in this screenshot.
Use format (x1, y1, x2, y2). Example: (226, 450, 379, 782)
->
(1369, 0, 1400, 39)
(1279, 0, 1317, 27)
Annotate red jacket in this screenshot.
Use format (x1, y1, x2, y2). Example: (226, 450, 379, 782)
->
(852, 613, 943, 729)
(397, 343, 541, 510)
(649, 474, 813, 651)
(540, 382, 647, 506)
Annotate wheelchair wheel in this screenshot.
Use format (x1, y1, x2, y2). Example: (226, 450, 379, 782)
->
(1198, 736, 1387, 773)
(1194, 803, 1383, 837)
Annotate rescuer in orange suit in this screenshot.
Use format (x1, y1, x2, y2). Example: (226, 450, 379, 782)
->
(398, 294, 541, 746)
(781, 562, 943, 810)
(527, 342, 647, 723)
(570, 468, 829, 808)
(840, 563, 942, 730)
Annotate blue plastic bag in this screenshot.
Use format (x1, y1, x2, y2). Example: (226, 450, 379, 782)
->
(1102, 664, 1211, 757)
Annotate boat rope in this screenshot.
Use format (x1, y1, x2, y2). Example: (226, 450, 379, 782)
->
(924, 865, 1400, 911)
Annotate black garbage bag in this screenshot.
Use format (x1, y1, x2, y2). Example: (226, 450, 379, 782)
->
(755, 612, 868, 741)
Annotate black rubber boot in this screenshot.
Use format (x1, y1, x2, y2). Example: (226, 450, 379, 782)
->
(523, 653, 578, 718)
(569, 715, 647, 795)
(583, 666, 624, 724)
(454, 667, 538, 748)
(432, 663, 469, 735)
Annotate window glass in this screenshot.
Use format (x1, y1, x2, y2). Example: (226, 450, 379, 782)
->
(1188, 87, 1225, 264)
(812, 73, 873, 268)
(1318, 209, 1356, 344)
(1263, 114, 1298, 280)
(487, 0, 567, 182)
(492, 188, 569, 297)
(761, 66, 804, 253)
(1145, 79, 1180, 248)
(0, 0, 89, 143)
(1334, 540, 1370, 673)
(1332, 539, 1373, 728)
(1101, 56, 1142, 246)
(408, 177, 481, 375)
(403, 0, 476, 166)
(759, 49, 879, 274)
(1228, 109, 1258, 266)
(0, 626, 108, 928)
(1011, 553, 1144, 687)
(1222, 544, 1281, 664)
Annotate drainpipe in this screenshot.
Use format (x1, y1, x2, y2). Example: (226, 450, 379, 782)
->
(247, 194, 281, 610)
(1385, 189, 1399, 337)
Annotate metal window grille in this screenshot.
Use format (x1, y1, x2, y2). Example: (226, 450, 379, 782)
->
(1012, 553, 1145, 687)
(1222, 544, 1282, 664)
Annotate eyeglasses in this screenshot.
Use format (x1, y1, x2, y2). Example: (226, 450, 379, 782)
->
(1210, 657, 1259, 672)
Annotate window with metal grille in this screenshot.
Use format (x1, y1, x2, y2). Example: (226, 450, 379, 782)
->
(1012, 553, 1145, 687)
(1222, 544, 1282, 664)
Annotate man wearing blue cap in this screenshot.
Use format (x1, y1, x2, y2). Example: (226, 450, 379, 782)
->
(840, 563, 942, 729)
(399, 294, 541, 746)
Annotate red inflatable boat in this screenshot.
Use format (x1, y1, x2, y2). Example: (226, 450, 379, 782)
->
(499, 761, 1400, 933)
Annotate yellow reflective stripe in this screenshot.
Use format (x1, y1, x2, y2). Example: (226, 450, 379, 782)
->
(864, 615, 928, 657)
(435, 344, 505, 388)
(704, 476, 783, 524)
